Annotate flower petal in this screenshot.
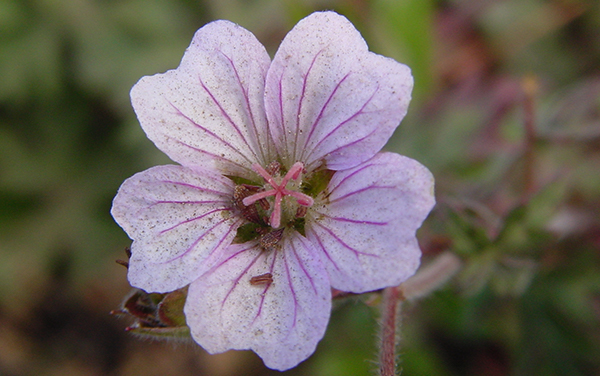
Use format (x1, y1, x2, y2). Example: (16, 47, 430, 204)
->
(185, 233, 331, 371)
(265, 12, 413, 171)
(111, 165, 242, 292)
(306, 152, 435, 292)
(131, 20, 273, 178)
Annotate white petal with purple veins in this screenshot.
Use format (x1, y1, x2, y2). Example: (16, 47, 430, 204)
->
(307, 152, 435, 292)
(265, 12, 413, 171)
(185, 233, 330, 371)
(131, 21, 273, 178)
(112, 11, 435, 371)
(111, 165, 242, 292)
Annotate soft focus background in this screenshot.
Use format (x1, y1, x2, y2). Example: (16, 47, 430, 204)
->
(1, 0, 599, 375)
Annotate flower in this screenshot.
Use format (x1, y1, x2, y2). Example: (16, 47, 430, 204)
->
(111, 11, 435, 371)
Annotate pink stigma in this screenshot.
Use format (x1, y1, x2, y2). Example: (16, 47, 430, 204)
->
(242, 162, 314, 228)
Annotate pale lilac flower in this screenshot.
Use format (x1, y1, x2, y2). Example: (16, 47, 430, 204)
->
(111, 11, 435, 370)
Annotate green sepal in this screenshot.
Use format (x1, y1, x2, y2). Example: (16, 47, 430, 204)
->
(301, 168, 335, 198)
(225, 174, 260, 186)
(127, 324, 191, 340)
(292, 216, 306, 236)
(234, 222, 262, 243)
(114, 286, 191, 341)
(157, 286, 188, 327)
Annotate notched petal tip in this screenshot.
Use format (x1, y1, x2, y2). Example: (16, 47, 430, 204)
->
(185, 235, 331, 371)
(130, 18, 273, 175)
(265, 11, 414, 172)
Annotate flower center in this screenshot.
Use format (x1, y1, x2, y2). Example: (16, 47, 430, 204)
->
(242, 162, 314, 228)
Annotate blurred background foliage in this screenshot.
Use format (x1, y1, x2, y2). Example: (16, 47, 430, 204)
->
(1, 0, 599, 375)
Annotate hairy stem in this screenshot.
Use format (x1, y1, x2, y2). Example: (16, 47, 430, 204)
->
(378, 286, 403, 376)
(522, 75, 538, 201)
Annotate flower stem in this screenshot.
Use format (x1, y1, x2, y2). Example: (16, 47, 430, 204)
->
(522, 75, 538, 201)
(377, 252, 462, 375)
(378, 286, 404, 376)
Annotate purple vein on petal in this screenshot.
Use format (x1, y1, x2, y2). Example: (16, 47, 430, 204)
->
(303, 86, 379, 165)
(309, 128, 379, 172)
(159, 208, 229, 234)
(197, 75, 260, 162)
(313, 221, 380, 259)
(171, 138, 253, 174)
(156, 180, 229, 197)
(168, 102, 254, 166)
(308, 229, 342, 272)
(315, 212, 388, 226)
(149, 199, 230, 207)
(207, 242, 255, 284)
(275, 70, 287, 157)
(282, 250, 299, 331)
(290, 237, 318, 295)
(163, 217, 237, 264)
(220, 248, 262, 309)
(304, 129, 375, 172)
(293, 48, 325, 160)
(329, 185, 397, 203)
(326, 162, 376, 195)
(217, 51, 267, 161)
(300, 72, 351, 162)
(251, 253, 277, 324)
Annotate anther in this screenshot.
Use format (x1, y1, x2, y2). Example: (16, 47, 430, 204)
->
(250, 273, 273, 286)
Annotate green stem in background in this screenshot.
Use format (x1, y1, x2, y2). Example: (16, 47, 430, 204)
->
(401, 251, 462, 301)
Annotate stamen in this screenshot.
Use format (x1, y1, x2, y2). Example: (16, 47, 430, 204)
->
(258, 198, 270, 211)
(296, 206, 308, 218)
(266, 161, 281, 176)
